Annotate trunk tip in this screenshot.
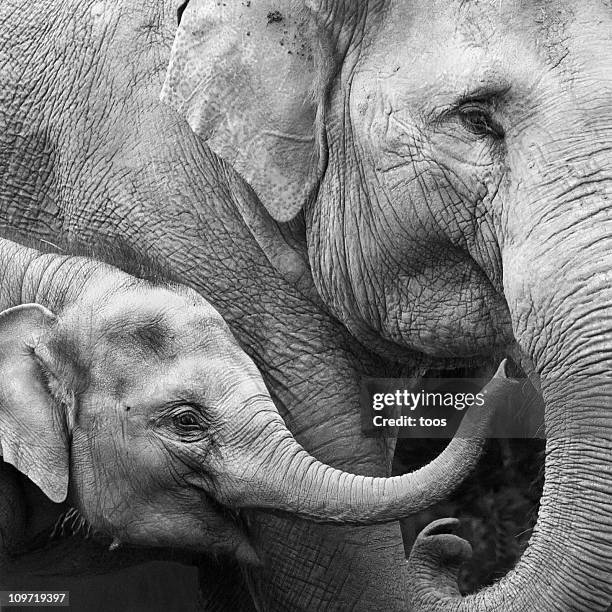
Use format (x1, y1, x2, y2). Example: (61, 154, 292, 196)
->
(496, 358, 510, 379)
(406, 518, 472, 608)
(409, 518, 472, 565)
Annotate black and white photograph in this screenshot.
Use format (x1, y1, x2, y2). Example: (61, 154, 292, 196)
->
(0, 1, 610, 610)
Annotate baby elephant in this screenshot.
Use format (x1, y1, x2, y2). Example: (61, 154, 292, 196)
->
(0, 243, 516, 564)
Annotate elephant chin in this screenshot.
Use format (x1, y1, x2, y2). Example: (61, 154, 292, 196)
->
(10, 496, 262, 573)
(104, 494, 263, 567)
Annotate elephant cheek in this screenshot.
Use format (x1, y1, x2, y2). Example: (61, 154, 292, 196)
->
(120, 499, 260, 565)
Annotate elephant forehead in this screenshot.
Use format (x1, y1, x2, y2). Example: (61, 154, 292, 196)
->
(103, 312, 172, 358)
(93, 291, 230, 354)
(358, 0, 584, 97)
(86, 331, 249, 406)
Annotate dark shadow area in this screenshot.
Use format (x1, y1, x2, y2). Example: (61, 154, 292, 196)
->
(1, 562, 199, 612)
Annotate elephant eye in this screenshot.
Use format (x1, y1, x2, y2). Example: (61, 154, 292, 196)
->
(155, 404, 211, 443)
(457, 104, 505, 140)
(166, 406, 209, 441)
(173, 410, 201, 431)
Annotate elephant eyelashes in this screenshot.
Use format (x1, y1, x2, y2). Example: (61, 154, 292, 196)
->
(173, 411, 200, 431)
(158, 405, 209, 442)
(456, 103, 505, 140)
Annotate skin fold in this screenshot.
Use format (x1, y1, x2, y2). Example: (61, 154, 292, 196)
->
(162, 0, 611, 610)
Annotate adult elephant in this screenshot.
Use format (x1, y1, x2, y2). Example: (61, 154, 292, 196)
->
(0, 1, 491, 611)
(161, 1, 612, 611)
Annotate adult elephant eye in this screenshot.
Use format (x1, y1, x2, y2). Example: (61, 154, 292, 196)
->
(458, 104, 505, 139)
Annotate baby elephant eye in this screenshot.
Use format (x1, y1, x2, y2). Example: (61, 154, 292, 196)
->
(156, 406, 209, 443)
(172, 410, 203, 433)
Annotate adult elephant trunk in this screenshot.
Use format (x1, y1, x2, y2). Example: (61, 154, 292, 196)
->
(406, 151, 612, 609)
(407, 386, 611, 611)
(209, 361, 516, 524)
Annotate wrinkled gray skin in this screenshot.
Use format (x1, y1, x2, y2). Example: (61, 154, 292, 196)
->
(0, 0, 609, 611)
(162, 0, 612, 611)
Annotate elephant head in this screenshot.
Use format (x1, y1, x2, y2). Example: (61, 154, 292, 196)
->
(161, 0, 611, 608)
(0, 271, 514, 564)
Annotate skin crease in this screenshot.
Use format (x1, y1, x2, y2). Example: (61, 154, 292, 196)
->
(164, 0, 610, 609)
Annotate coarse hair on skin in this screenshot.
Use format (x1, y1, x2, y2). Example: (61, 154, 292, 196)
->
(0, 228, 198, 382)
(0, 228, 179, 289)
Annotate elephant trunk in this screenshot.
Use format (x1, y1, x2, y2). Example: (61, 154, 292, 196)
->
(405, 201, 612, 609)
(405, 378, 612, 611)
(216, 361, 517, 523)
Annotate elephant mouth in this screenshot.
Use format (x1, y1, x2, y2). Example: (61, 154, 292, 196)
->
(9, 500, 253, 576)
(18, 506, 118, 557)
(9, 484, 258, 575)
(5, 506, 128, 577)
(197, 490, 262, 566)
(11, 507, 230, 577)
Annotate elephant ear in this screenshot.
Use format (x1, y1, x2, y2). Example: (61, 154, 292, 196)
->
(160, 0, 326, 222)
(0, 304, 69, 504)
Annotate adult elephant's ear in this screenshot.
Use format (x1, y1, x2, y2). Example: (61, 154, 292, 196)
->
(0, 305, 69, 504)
(160, 0, 332, 222)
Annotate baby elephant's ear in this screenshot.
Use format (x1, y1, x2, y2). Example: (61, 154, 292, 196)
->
(0, 305, 69, 504)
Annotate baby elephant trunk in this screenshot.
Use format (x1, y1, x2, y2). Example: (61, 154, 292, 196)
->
(219, 361, 517, 523)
